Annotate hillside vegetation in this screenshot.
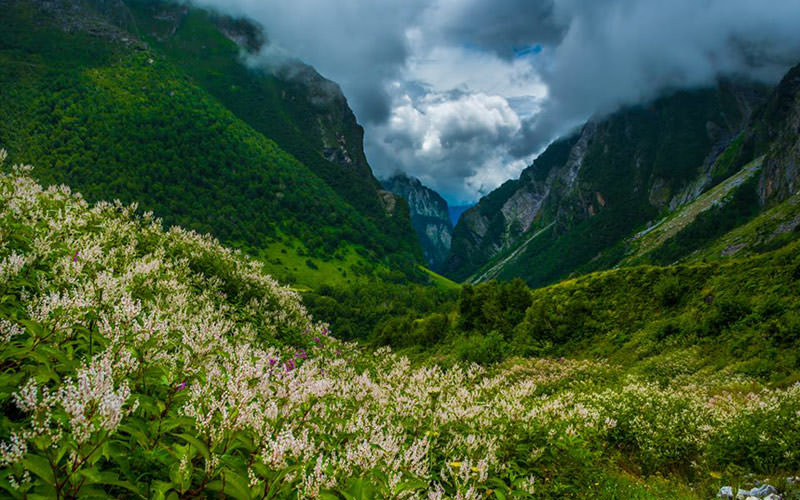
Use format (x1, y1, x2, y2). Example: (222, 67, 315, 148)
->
(0, 0, 422, 285)
(2, 154, 799, 499)
(445, 84, 766, 287)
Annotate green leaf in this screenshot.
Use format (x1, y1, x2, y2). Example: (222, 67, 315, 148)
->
(392, 479, 427, 495)
(23, 454, 55, 486)
(75, 485, 113, 498)
(19, 319, 45, 338)
(118, 423, 150, 447)
(149, 480, 174, 500)
(176, 433, 209, 460)
(221, 468, 252, 500)
(0, 477, 24, 499)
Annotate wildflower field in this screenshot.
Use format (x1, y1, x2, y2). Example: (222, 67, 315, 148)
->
(1, 152, 799, 499)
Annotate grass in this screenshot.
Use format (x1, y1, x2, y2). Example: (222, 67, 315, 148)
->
(688, 191, 800, 263)
(417, 265, 461, 292)
(624, 157, 763, 262)
(255, 237, 381, 289)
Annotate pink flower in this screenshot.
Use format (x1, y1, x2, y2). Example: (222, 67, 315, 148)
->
(72, 251, 79, 263)
(176, 381, 187, 391)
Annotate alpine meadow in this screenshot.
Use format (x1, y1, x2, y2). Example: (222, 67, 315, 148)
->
(1, 1, 800, 499)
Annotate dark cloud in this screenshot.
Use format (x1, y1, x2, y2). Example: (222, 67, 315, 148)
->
(433, 0, 567, 59)
(521, 0, 800, 160)
(194, 0, 800, 203)
(195, 0, 428, 122)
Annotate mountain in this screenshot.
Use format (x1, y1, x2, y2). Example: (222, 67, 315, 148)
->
(0, 0, 422, 286)
(444, 79, 776, 286)
(756, 62, 800, 205)
(381, 174, 453, 270)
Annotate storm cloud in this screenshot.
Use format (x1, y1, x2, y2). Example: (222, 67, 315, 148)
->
(194, 0, 800, 203)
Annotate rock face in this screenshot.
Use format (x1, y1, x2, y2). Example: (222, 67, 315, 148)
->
(757, 63, 800, 204)
(444, 81, 769, 285)
(382, 174, 453, 271)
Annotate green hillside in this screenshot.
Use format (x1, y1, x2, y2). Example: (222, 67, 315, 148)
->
(0, 0, 421, 286)
(123, 1, 397, 227)
(2, 157, 799, 500)
(446, 83, 772, 288)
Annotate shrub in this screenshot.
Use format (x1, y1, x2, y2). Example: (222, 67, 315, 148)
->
(456, 331, 508, 364)
(653, 275, 685, 307)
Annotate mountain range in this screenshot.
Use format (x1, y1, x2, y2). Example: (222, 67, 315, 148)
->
(441, 68, 800, 287)
(3, 1, 800, 498)
(5, 0, 797, 293)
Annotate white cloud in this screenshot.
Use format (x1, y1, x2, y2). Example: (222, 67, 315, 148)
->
(368, 92, 528, 203)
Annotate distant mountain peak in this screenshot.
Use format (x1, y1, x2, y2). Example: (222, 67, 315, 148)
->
(382, 174, 453, 271)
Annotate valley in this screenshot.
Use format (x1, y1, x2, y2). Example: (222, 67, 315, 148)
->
(1, 1, 799, 499)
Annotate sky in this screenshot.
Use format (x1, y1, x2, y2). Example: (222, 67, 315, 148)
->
(194, 0, 800, 204)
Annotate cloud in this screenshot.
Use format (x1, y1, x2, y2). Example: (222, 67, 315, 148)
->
(366, 91, 538, 203)
(536, 0, 800, 136)
(192, 0, 800, 203)
(194, 0, 429, 123)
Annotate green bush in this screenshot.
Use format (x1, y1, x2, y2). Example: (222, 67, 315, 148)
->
(654, 275, 685, 307)
(456, 331, 508, 364)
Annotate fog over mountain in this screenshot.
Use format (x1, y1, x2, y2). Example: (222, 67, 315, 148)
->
(194, 0, 800, 204)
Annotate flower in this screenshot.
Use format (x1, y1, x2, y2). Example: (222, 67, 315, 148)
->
(72, 251, 79, 263)
(176, 381, 187, 391)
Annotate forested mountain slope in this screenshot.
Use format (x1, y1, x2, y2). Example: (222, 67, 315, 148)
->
(444, 80, 776, 286)
(381, 174, 453, 271)
(0, 0, 422, 285)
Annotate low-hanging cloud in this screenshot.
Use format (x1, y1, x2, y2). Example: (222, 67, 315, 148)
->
(193, 0, 800, 203)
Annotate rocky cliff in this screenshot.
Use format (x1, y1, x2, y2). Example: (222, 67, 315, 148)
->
(444, 81, 770, 286)
(757, 63, 800, 205)
(382, 174, 453, 271)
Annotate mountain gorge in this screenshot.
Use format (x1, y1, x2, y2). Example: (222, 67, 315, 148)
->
(3, 1, 800, 499)
(381, 174, 453, 271)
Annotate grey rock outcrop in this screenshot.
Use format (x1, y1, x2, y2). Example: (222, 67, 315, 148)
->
(382, 174, 453, 271)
